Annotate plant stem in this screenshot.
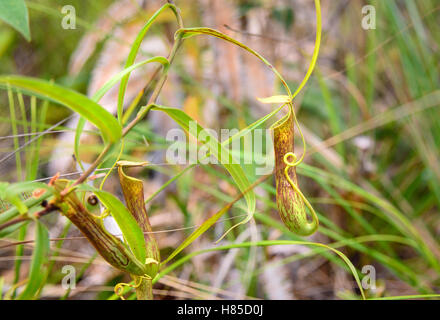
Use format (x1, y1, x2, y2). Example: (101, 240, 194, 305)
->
(122, 33, 184, 135)
(0, 29, 186, 243)
(134, 277, 153, 300)
(66, 144, 111, 190)
(0, 204, 58, 232)
(65, 33, 184, 194)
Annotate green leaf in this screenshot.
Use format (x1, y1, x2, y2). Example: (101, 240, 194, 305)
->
(144, 104, 285, 205)
(92, 190, 147, 264)
(162, 202, 232, 265)
(116, 3, 179, 122)
(176, 27, 292, 98)
(1, 181, 51, 196)
(0, 181, 52, 215)
(0, 76, 122, 144)
(19, 221, 49, 300)
(176, 1, 321, 102)
(95, 57, 169, 105)
(74, 57, 169, 170)
(0, 0, 30, 41)
(0, 221, 27, 239)
(0, 182, 26, 214)
(0, 190, 51, 228)
(145, 104, 256, 240)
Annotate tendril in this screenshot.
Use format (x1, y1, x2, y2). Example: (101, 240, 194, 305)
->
(278, 101, 319, 233)
(275, 0, 321, 235)
(283, 150, 318, 231)
(114, 274, 151, 300)
(96, 208, 110, 220)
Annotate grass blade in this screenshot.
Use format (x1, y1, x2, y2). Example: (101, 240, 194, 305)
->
(146, 104, 256, 240)
(74, 56, 169, 170)
(0, 76, 122, 144)
(117, 2, 181, 122)
(19, 221, 49, 300)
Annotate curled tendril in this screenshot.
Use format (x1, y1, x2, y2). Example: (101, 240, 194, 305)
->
(283, 151, 319, 233)
(287, 101, 319, 233)
(114, 274, 151, 300)
(286, 102, 306, 165)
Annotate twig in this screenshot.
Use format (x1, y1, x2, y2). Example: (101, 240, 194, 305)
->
(0, 204, 58, 233)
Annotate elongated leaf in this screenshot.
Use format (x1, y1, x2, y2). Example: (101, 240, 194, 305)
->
(0, 193, 51, 227)
(1, 181, 51, 196)
(144, 104, 286, 205)
(0, 221, 27, 239)
(0, 181, 52, 214)
(92, 190, 147, 264)
(7, 87, 22, 180)
(176, 27, 292, 97)
(117, 2, 180, 122)
(0, 76, 122, 143)
(19, 221, 49, 300)
(0, 182, 26, 213)
(74, 57, 169, 169)
(144, 103, 286, 208)
(94, 56, 169, 104)
(162, 202, 232, 265)
(0, 0, 30, 41)
(146, 104, 255, 239)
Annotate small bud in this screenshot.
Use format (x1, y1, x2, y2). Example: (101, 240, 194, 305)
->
(87, 195, 99, 206)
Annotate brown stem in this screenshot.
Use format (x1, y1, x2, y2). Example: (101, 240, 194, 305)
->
(65, 32, 185, 196)
(122, 34, 184, 135)
(65, 144, 111, 191)
(0, 204, 58, 232)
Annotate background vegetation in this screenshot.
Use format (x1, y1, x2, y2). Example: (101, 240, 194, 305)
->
(0, 0, 439, 300)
